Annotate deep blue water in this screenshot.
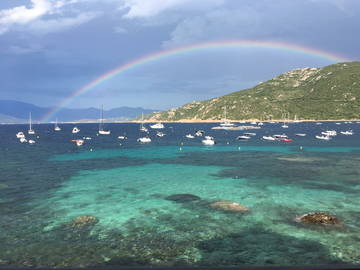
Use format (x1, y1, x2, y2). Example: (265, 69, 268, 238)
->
(0, 122, 360, 268)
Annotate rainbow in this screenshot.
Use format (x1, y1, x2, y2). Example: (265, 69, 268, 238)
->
(42, 40, 351, 122)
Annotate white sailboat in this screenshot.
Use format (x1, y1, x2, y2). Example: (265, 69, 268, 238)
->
(28, 112, 35, 135)
(220, 106, 235, 127)
(140, 113, 148, 132)
(54, 118, 61, 131)
(98, 105, 110, 135)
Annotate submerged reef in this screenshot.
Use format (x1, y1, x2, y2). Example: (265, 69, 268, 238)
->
(296, 212, 341, 226)
(165, 194, 201, 203)
(209, 200, 250, 213)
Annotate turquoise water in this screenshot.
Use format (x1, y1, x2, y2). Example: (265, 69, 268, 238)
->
(1, 122, 360, 267)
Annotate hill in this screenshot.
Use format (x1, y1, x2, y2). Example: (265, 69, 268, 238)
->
(0, 100, 158, 123)
(146, 62, 360, 121)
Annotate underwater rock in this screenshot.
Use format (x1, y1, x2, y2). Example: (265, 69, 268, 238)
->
(0, 183, 8, 189)
(209, 200, 249, 213)
(296, 212, 341, 225)
(69, 215, 99, 228)
(165, 194, 201, 203)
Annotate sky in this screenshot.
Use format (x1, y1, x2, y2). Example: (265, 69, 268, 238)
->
(0, 0, 359, 110)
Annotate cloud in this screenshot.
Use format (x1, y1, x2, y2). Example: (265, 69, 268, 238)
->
(119, 0, 225, 18)
(0, 0, 51, 34)
(0, 0, 100, 35)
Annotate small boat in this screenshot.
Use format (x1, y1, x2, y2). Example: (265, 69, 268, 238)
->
(315, 135, 331, 140)
(71, 139, 84, 146)
(19, 137, 27, 143)
(150, 123, 165, 129)
(137, 137, 151, 143)
(250, 121, 257, 125)
(16, 132, 25, 139)
(335, 122, 341, 125)
(54, 119, 61, 131)
(281, 138, 293, 143)
(118, 136, 127, 140)
(273, 134, 288, 139)
(237, 135, 251, 140)
(28, 140, 36, 144)
(244, 132, 256, 136)
(83, 137, 92, 140)
(98, 105, 111, 135)
(281, 124, 289, 128)
(204, 135, 214, 140)
(156, 131, 165, 137)
(340, 130, 353, 135)
(28, 112, 35, 135)
(202, 138, 215, 145)
(262, 136, 276, 141)
(295, 133, 307, 137)
(321, 130, 337, 136)
(72, 127, 80, 134)
(257, 122, 264, 126)
(139, 113, 148, 132)
(185, 134, 195, 139)
(316, 122, 322, 125)
(195, 130, 204, 137)
(220, 107, 235, 127)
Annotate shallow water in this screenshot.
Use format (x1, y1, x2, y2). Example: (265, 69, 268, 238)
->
(0, 122, 360, 267)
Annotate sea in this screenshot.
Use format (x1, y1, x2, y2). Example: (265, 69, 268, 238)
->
(0, 122, 359, 268)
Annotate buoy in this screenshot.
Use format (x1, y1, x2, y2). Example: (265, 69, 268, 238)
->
(179, 147, 183, 151)
(238, 147, 241, 150)
(181, 142, 184, 145)
(90, 148, 93, 152)
(227, 142, 229, 145)
(300, 146, 303, 150)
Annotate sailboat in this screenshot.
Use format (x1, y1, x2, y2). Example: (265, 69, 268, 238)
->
(98, 105, 111, 135)
(220, 106, 235, 127)
(28, 112, 35, 134)
(281, 113, 289, 128)
(54, 118, 61, 131)
(139, 113, 148, 132)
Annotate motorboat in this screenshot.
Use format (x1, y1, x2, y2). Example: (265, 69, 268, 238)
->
(83, 137, 92, 140)
(321, 130, 337, 136)
(195, 130, 204, 137)
(281, 138, 293, 143)
(244, 132, 256, 136)
(295, 133, 307, 137)
(185, 134, 195, 139)
(340, 130, 353, 135)
(281, 124, 289, 128)
(19, 137, 27, 143)
(315, 135, 331, 140)
(202, 138, 215, 145)
(137, 137, 151, 143)
(156, 131, 165, 137)
(262, 136, 276, 141)
(250, 121, 257, 125)
(72, 127, 80, 134)
(71, 139, 84, 146)
(16, 132, 25, 139)
(150, 123, 165, 129)
(237, 135, 251, 140)
(28, 140, 36, 144)
(204, 135, 214, 140)
(273, 134, 288, 139)
(257, 122, 264, 126)
(118, 136, 127, 140)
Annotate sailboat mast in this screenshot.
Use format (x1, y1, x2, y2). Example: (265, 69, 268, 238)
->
(29, 112, 32, 130)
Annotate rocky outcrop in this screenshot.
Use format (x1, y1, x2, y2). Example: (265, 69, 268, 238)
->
(295, 212, 341, 225)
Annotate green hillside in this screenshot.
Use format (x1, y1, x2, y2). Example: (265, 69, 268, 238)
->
(147, 62, 360, 121)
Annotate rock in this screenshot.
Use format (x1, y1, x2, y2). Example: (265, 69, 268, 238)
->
(209, 200, 249, 213)
(165, 194, 201, 203)
(69, 215, 99, 228)
(0, 184, 8, 189)
(295, 212, 341, 225)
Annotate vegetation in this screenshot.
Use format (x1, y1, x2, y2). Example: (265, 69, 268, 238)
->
(146, 62, 360, 121)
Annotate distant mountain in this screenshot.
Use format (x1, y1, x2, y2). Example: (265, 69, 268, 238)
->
(146, 62, 360, 121)
(0, 100, 158, 123)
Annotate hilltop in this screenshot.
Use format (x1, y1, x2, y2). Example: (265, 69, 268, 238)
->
(146, 62, 360, 121)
